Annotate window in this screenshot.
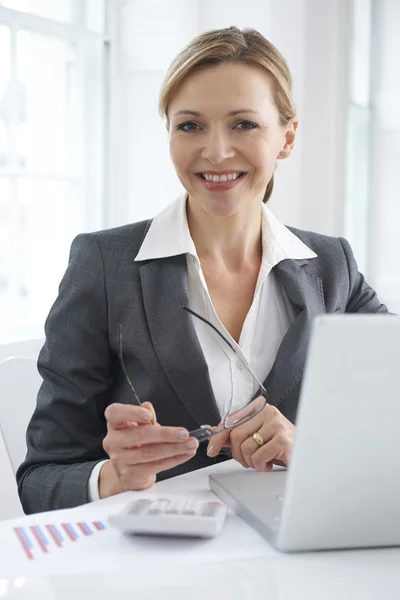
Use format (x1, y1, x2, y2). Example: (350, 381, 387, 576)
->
(0, 1, 108, 342)
(344, 0, 372, 275)
(346, 0, 400, 312)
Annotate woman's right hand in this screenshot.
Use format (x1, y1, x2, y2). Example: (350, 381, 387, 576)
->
(99, 402, 199, 498)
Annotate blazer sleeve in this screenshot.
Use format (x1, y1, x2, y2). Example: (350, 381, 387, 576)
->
(16, 233, 113, 514)
(339, 237, 388, 314)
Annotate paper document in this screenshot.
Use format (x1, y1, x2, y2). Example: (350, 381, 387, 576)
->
(0, 493, 278, 578)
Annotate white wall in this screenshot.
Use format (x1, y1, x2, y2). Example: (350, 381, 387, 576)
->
(109, 0, 350, 236)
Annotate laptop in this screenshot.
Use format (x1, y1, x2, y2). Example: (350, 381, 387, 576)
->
(209, 314, 400, 552)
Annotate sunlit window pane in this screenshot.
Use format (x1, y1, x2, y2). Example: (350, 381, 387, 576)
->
(0, 24, 10, 99)
(16, 31, 82, 176)
(0, 179, 12, 299)
(5, 178, 84, 329)
(86, 0, 105, 33)
(17, 178, 74, 301)
(345, 0, 372, 275)
(346, 0, 400, 312)
(0, 0, 105, 32)
(0, 6, 106, 342)
(0, 25, 10, 172)
(0, 0, 73, 23)
(350, 0, 371, 107)
(345, 104, 370, 274)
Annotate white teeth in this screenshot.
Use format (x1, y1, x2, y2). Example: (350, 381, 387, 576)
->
(202, 172, 242, 182)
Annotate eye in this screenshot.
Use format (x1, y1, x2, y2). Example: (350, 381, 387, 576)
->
(176, 121, 201, 132)
(234, 120, 258, 131)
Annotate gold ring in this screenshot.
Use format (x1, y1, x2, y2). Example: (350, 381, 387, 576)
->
(252, 432, 265, 448)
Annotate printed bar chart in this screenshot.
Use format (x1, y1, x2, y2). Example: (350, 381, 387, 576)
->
(14, 520, 107, 560)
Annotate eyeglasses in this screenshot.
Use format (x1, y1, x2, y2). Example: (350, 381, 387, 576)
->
(118, 306, 267, 442)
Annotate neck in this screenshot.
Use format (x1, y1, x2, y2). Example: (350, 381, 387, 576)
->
(186, 196, 263, 271)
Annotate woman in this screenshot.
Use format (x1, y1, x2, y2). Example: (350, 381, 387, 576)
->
(17, 27, 387, 514)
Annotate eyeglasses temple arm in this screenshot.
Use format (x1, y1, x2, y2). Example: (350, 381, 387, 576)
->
(188, 426, 214, 442)
(182, 306, 267, 396)
(118, 324, 143, 406)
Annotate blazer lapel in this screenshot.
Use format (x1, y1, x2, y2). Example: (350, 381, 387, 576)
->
(139, 255, 221, 428)
(263, 259, 325, 408)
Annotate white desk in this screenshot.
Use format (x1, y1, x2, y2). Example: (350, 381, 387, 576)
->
(1, 460, 400, 599)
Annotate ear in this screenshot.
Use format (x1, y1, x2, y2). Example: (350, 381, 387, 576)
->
(279, 119, 298, 159)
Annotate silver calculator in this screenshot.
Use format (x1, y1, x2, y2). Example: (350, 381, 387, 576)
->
(108, 496, 228, 538)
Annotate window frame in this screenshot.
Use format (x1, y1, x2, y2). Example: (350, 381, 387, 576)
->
(0, 2, 111, 342)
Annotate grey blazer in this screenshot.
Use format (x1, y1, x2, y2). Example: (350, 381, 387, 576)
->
(17, 220, 388, 514)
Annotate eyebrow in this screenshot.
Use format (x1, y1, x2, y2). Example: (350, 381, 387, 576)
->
(172, 109, 259, 117)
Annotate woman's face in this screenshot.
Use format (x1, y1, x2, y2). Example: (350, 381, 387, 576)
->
(168, 61, 296, 218)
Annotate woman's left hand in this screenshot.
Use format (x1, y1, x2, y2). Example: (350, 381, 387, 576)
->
(207, 403, 295, 471)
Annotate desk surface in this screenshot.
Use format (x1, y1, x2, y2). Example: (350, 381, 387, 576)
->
(1, 460, 400, 600)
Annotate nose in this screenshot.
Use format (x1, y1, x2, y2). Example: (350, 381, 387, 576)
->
(200, 128, 236, 164)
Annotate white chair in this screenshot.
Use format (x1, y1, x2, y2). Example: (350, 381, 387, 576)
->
(0, 340, 43, 520)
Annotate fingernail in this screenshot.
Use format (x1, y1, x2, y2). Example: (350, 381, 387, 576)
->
(177, 429, 189, 440)
(139, 409, 152, 421)
(207, 445, 214, 456)
(186, 439, 198, 449)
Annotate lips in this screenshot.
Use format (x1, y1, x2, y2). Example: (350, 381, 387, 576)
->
(198, 172, 245, 182)
(195, 171, 247, 191)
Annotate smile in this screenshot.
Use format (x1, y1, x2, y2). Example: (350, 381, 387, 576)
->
(200, 171, 245, 182)
(195, 171, 247, 191)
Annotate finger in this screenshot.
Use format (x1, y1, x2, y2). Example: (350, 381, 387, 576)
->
(119, 450, 199, 490)
(240, 422, 278, 468)
(252, 459, 274, 473)
(229, 405, 283, 466)
(219, 410, 266, 465)
(121, 402, 157, 445)
(207, 428, 231, 457)
(251, 436, 291, 471)
(104, 423, 191, 452)
(105, 403, 154, 429)
(153, 449, 198, 473)
(141, 401, 157, 425)
(112, 438, 199, 465)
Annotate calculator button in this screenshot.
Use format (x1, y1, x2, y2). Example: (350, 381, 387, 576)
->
(184, 500, 203, 515)
(147, 499, 170, 515)
(165, 506, 178, 515)
(201, 502, 221, 517)
(128, 499, 151, 515)
(165, 500, 184, 514)
(182, 500, 197, 515)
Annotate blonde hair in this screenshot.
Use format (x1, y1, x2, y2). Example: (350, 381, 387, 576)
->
(159, 26, 296, 203)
